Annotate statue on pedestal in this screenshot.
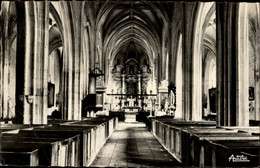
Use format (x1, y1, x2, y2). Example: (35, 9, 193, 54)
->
(167, 82, 176, 117)
(129, 96, 134, 107)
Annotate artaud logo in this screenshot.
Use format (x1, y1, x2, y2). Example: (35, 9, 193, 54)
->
(228, 154, 250, 162)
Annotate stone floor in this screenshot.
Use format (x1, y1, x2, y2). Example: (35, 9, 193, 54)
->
(91, 122, 181, 167)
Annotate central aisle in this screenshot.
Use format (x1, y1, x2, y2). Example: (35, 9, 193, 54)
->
(91, 122, 181, 167)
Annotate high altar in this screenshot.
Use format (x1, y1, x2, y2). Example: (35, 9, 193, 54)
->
(106, 43, 157, 122)
(123, 96, 140, 122)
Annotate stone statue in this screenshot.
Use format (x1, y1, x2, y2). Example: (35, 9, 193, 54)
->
(169, 90, 175, 106)
(129, 96, 134, 107)
(141, 65, 148, 73)
(112, 59, 122, 73)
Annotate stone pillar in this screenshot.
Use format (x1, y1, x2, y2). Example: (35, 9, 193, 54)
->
(59, 1, 84, 121)
(34, 2, 49, 124)
(23, 1, 49, 124)
(255, 5, 260, 121)
(216, 2, 239, 126)
(182, 3, 197, 121)
(175, 34, 183, 119)
(0, 2, 18, 120)
(237, 4, 249, 126)
(72, 1, 84, 121)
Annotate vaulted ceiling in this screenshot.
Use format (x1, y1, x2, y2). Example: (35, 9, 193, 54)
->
(85, 1, 175, 65)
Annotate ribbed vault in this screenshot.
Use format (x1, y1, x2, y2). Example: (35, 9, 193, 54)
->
(90, 1, 171, 82)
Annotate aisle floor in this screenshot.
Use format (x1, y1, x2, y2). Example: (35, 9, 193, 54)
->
(91, 122, 181, 167)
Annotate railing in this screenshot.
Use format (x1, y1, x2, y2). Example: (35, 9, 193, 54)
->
(106, 94, 157, 112)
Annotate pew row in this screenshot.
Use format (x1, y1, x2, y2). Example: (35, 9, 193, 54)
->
(2, 133, 80, 166)
(149, 117, 260, 167)
(0, 149, 39, 166)
(0, 116, 118, 167)
(202, 139, 260, 167)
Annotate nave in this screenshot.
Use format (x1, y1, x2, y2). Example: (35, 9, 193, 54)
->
(1, 1, 260, 167)
(91, 122, 181, 167)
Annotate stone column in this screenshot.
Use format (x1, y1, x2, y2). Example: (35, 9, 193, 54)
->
(216, 2, 239, 126)
(237, 4, 249, 126)
(175, 34, 183, 119)
(255, 5, 260, 121)
(59, 1, 85, 120)
(23, 1, 49, 124)
(1, 2, 18, 120)
(182, 3, 197, 121)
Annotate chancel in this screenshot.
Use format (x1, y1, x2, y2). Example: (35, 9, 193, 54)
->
(0, 1, 260, 167)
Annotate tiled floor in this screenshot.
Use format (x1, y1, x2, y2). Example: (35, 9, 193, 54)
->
(91, 122, 181, 167)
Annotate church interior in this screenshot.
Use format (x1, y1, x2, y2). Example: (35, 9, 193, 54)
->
(0, 1, 260, 167)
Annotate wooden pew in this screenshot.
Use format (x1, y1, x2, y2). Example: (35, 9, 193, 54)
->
(190, 132, 259, 167)
(68, 118, 115, 138)
(59, 117, 117, 166)
(2, 140, 58, 166)
(34, 117, 115, 167)
(34, 124, 94, 166)
(222, 126, 260, 135)
(150, 118, 216, 164)
(0, 124, 31, 131)
(207, 140, 260, 167)
(149, 117, 260, 167)
(0, 124, 45, 133)
(48, 119, 77, 124)
(0, 149, 39, 166)
(1, 117, 118, 167)
(4, 129, 81, 167)
(179, 127, 239, 166)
